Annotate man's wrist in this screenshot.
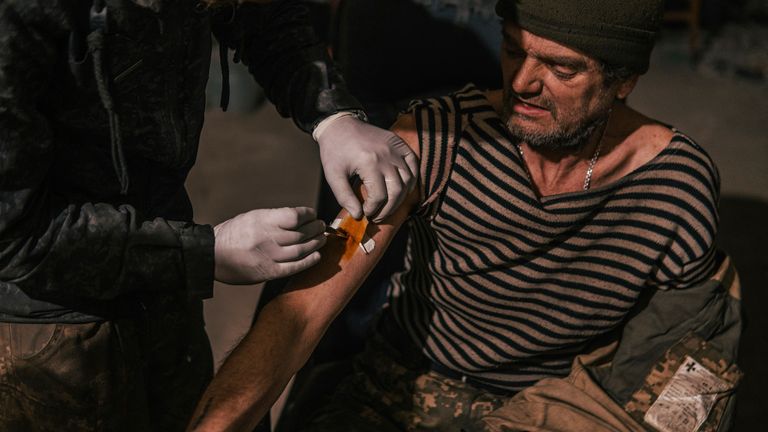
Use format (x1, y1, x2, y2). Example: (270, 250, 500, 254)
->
(311, 109, 368, 142)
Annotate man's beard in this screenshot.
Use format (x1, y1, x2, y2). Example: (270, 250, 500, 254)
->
(502, 88, 611, 151)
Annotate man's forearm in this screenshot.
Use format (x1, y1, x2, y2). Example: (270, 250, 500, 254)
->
(188, 297, 318, 431)
(187, 218, 401, 430)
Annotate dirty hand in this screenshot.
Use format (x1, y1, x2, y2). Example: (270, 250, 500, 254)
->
(315, 114, 418, 222)
(213, 207, 326, 284)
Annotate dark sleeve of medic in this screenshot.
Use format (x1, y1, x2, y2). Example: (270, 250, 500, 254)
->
(210, 0, 364, 132)
(0, 1, 214, 305)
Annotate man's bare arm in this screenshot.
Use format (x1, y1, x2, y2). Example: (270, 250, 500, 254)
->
(187, 115, 420, 431)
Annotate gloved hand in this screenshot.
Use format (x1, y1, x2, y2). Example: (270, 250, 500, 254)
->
(314, 114, 418, 222)
(213, 207, 326, 284)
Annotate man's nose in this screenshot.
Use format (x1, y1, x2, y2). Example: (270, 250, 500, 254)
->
(510, 57, 543, 96)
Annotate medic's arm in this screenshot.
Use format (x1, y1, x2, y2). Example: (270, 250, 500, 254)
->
(0, 1, 214, 308)
(209, 0, 362, 132)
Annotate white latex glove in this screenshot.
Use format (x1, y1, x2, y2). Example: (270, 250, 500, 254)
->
(314, 114, 418, 222)
(213, 207, 326, 284)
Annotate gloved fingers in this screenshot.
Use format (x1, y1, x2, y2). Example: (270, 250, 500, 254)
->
(389, 133, 417, 161)
(273, 219, 326, 246)
(272, 251, 323, 279)
(382, 134, 418, 200)
(273, 234, 326, 263)
(370, 166, 406, 223)
(360, 167, 388, 219)
(325, 170, 363, 220)
(402, 149, 419, 193)
(275, 206, 318, 230)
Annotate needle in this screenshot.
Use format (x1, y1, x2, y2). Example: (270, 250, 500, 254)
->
(324, 226, 349, 239)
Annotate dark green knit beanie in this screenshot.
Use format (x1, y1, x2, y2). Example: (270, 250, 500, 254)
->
(495, 0, 665, 74)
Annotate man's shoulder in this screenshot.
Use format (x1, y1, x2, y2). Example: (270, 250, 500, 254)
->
(617, 106, 718, 190)
(617, 105, 673, 160)
(665, 130, 720, 190)
(622, 119, 721, 220)
(638, 128, 720, 198)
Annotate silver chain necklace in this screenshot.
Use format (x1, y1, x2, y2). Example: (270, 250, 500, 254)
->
(514, 115, 610, 191)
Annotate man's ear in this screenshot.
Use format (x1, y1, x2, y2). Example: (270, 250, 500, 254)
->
(616, 75, 639, 100)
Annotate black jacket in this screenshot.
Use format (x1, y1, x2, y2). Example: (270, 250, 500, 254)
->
(0, 0, 362, 322)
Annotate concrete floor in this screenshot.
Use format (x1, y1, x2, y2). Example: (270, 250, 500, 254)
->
(186, 31, 768, 430)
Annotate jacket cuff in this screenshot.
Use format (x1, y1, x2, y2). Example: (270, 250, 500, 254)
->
(289, 61, 365, 133)
(299, 88, 366, 133)
(179, 224, 215, 300)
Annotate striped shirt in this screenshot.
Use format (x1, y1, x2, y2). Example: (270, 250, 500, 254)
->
(387, 84, 720, 392)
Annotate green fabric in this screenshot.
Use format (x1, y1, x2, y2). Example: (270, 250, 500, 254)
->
(495, 0, 664, 73)
(590, 252, 743, 430)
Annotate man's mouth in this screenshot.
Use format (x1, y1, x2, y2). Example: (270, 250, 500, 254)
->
(510, 96, 550, 117)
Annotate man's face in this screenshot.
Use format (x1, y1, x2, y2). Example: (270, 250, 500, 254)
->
(500, 22, 625, 150)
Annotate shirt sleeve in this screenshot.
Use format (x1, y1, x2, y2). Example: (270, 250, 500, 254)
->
(405, 86, 483, 218)
(0, 1, 214, 304)
(210, 0, 364, 132)
(649, 134, 722, 290)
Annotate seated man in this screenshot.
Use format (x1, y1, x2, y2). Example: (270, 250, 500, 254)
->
(190, 1, 743, 430)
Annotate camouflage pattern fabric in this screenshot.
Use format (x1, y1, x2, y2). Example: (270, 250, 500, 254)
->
(481, 334, 740, 432)
(624, 333, 742, 432)
(303, 326, 740, 432)
(301, 329, 505, 432)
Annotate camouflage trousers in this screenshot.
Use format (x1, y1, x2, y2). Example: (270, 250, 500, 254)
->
(0, 296, 212, 432)
(301, 319, 508, 432)
(299, 329, 655, 432)
(298, 318, 737, 432)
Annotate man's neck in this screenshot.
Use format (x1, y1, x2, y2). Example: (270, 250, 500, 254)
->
(519, 130, 605, 197)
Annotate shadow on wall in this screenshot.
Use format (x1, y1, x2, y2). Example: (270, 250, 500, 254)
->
(716, 195, 768, 430)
